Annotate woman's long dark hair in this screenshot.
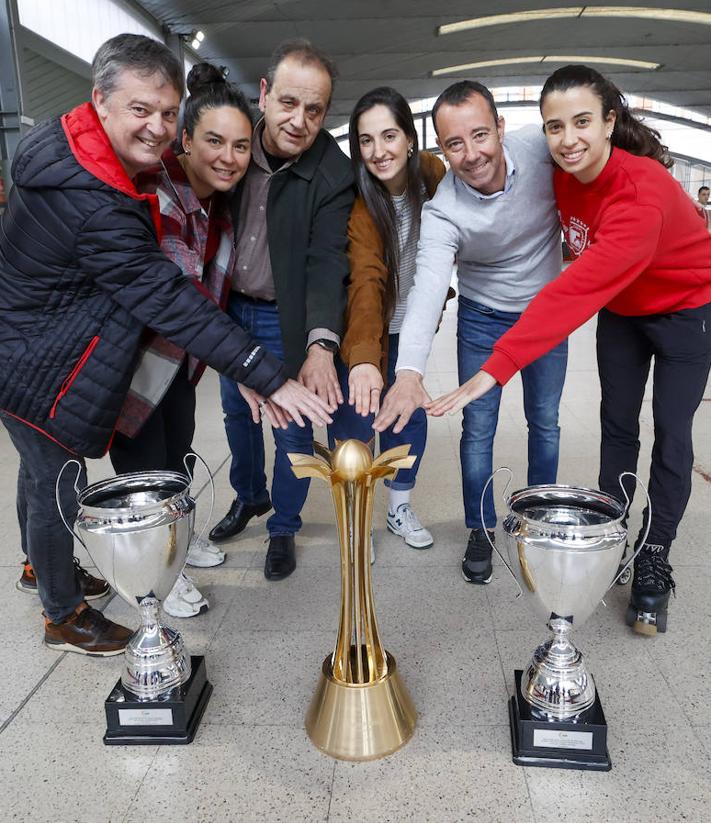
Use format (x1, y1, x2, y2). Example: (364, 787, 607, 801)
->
(349, 87, 426, 315)
(540, 65, 672, 168)
(182, 62, 253, 138)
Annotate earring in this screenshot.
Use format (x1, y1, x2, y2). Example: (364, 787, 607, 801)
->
(407, 145, 414, 158)
(183, 146, 191, 156)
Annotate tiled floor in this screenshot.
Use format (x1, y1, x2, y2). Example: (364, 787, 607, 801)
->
(2, 305, 711, 822)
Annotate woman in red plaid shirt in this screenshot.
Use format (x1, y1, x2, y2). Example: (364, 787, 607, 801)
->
(109, 64, 283, 616)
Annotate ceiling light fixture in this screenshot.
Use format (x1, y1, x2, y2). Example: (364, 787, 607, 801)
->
(432, 55, 660, 77)
(180, 29, 205, 49)
(438, 7, 711, 36)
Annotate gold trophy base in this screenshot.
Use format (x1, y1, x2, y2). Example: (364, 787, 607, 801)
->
(305, 651, 416, 761)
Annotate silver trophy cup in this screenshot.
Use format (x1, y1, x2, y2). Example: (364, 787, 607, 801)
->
(57, 458, 213, 703)
(484, 469, 651, 721)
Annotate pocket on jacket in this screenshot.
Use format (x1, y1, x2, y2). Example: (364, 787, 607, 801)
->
(49, 336, 100, 419)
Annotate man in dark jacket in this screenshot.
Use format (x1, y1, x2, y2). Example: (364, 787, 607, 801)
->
(209, 40, 355, 581)
(0, 34, 331, 656)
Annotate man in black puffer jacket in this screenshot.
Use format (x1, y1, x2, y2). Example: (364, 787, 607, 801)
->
(0, 34, 332, 657)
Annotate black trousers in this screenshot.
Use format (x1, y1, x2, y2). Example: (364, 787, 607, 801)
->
(596, 303, 711, 546)
(109, 361, 197, 476)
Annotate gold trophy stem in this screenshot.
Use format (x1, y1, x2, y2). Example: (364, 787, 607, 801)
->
(290, 441, 417, 760)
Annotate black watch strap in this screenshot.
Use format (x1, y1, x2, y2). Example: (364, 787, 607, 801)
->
(312, 338, 338, 353)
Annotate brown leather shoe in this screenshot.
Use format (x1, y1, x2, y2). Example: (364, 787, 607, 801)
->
(17, 558, 110, 600)
(44, 602, 132, 656)
(72, 558, 111, 599)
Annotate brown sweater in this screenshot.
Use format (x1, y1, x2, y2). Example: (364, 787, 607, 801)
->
(341, 151, 447, 376)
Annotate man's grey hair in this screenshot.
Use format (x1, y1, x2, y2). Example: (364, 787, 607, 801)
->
(264, 38, 337, 95)
(92, 33, 184, 99)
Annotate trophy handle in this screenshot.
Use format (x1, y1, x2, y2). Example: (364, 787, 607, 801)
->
(607, 471, 652, 590)
(55, 459, 87, 548)
(183, 452, 215, 544)
(480, 468, 523, 598)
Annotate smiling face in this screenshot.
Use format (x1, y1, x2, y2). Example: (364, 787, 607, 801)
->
(542, 86, 616, 184)
(357, 104, 412, 195)
(435, 93, 506, 194)
(182, 106, 252, 198)
(258, 56, 331, 159)
(92, 68, 181, 179)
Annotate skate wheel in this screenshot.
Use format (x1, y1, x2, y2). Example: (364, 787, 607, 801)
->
(633, 620, 657, 637)
(616, 567, 632, 586)
(625, 604, 637, 627)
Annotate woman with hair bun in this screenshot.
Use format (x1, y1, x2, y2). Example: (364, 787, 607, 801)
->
(428, 65, 711, 636)
(109, 63, 289, 616)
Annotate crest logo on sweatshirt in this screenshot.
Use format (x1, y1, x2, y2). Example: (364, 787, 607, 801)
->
(565, 216, 589, 256)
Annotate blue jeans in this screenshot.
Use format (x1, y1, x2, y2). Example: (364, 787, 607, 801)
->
(219, 294, 313, 536)
(329, 334, 427, 490)
(2, 413, 85, 622)
(457, 296, 568, 530)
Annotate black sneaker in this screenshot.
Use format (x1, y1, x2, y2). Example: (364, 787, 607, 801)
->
(462, 528, 494, 584)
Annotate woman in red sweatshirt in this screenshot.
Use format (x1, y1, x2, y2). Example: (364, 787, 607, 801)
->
(428, 65, 711, 636)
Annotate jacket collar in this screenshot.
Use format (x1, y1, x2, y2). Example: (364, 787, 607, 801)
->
(61, 102, 162, 235)
(252, 118, 326, 182)
(159, 148, 204, 215)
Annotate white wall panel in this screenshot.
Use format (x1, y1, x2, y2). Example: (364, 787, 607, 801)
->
(18, 0, 162, 65)
(21, 47, 91, 122)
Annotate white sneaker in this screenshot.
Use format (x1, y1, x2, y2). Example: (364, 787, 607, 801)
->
(386, 504, 433, 549)
(185, 535, 225, 568)
(163, 572, 209, 618)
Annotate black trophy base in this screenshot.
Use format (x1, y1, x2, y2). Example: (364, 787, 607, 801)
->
(103, 655, 212, 746)
(509, 670, 611, 771)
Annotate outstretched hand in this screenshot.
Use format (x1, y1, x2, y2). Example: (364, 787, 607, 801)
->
(426, 371, 498, 417)
(348, 363, 384, 416)
(373, 370, 431, 434)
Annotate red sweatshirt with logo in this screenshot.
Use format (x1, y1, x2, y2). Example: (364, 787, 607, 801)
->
(483, 147, 711, 385)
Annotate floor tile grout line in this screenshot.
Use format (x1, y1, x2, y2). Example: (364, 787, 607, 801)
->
(0, 651, 68, 736)
(325, 760, 337, 821)
(489, 591, 538, 822)
(0, 589, 121, 736)
(120, 746, 163, 823)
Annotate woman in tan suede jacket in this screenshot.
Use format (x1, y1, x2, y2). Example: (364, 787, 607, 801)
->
(330, 86, 447, 554)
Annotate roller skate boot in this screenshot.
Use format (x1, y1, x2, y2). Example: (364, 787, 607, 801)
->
(625, 542, 675, 636)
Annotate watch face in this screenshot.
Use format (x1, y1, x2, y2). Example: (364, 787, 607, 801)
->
(316, 339, 338, 352)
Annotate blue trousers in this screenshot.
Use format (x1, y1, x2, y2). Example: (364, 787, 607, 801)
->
(219, 294, 313, 536)
(457, 296, 568, 530)
(329, 333, 427, 490)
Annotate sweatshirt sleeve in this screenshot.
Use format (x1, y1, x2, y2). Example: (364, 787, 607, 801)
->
(484, 200, 664, 384)
(395, 198, 459, 374)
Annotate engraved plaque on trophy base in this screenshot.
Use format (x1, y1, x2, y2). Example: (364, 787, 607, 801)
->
(104, 655, 212, 746)
(508, 670, 611, 771)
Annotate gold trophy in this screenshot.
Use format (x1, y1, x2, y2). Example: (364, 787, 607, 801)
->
(289, 440, 417, 761)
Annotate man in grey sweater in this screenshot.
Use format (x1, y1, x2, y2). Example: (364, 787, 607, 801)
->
(374, 81, 567, 584)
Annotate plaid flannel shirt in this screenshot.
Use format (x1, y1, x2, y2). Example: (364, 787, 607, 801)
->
(114, 148, 234, 438)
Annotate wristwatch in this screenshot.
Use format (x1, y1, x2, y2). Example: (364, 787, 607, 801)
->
(311, 338, 339, 354)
